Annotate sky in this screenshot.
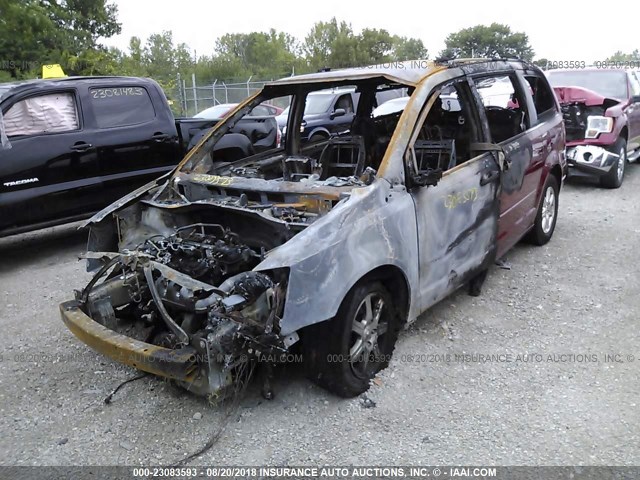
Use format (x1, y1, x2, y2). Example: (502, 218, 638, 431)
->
(105, 0, 637, 63)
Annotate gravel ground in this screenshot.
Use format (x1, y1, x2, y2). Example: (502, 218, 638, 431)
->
(0, 167, 639, 467)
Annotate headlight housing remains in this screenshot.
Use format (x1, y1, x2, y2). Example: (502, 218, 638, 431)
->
(585, 116, 613, 139)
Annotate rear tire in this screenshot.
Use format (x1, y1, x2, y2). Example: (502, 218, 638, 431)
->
(526, 174, 559, 246)
(303, 281, 401, 397)
(468, 269, 488, 297)
(600, 138, 626, 189)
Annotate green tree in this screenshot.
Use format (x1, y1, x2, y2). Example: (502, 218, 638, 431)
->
(144, 31, 178, 80)
(0, 0, 59, 77)
(302, 18, 428, 70)
(0, 0, 121, 78)
(439, 23, 534, 61)
(303, 18, 356, 70)
(392, 37, 428, 61)
(605, 50, 640, 62)
(216, 29, 301, 78)
(119, 36, 145, 76)
(46, 0, 121, 52)
(356, 28, 395, 64)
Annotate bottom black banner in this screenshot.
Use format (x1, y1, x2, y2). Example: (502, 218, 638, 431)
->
(1, 465, 638, 480)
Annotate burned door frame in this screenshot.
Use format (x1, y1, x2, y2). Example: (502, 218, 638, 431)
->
(406, 76, 502, 312)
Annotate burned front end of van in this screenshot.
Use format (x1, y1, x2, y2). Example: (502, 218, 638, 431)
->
(63, 221, 289, 397)
(60, 66, 433, 398)
(59, 161, 354, 397)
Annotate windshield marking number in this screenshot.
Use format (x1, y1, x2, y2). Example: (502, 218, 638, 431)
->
(444, 187, 478, 209)
(193, 174, 233, 186)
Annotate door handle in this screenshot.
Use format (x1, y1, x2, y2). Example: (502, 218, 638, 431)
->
(70, 142, 92, 152)
(151, 133, 169, 142)
(480, 170, 500, 186)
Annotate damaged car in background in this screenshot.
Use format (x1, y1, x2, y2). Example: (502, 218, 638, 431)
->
(547, 68, 640, 188)
(61, 59, 566, 400)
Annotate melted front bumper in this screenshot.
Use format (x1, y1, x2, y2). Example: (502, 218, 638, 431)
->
(59, 300, 199, 381)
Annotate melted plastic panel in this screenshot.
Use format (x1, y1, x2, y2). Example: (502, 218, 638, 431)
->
(3, 92, 79, 136)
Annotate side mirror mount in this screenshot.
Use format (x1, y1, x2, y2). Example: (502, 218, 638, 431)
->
(631, 95, 640, 104)
(471, 142, 510, 171)
(331, 108, 346, 119)
(496, 150, 509, 171)
(411, 168, 443, 187)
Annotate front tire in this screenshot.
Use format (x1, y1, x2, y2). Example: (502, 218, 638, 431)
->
(600, 138, 626, 189)
(303, 281, 401, 397)
(526, 174, 559, 246)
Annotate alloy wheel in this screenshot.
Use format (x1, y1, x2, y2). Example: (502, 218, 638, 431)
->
(541, 186, 556, 234)
(349, 293, 389, 378)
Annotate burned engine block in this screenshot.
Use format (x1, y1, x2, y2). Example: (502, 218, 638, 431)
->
(138, 223, 261, 286)
(80, 223, 286, 396)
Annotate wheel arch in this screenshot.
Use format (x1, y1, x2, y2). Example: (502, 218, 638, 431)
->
(549, 163, 563, 191)
(307, 128, 330, 140)
(340, 264, 411, 326)
(296, 263, 412, 342)
(619, 125, 628, 143)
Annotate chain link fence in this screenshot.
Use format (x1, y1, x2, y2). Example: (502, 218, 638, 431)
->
(174, 73, 293, 117)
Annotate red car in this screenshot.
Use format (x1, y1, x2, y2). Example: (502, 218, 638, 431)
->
(547, 68, 640, 188)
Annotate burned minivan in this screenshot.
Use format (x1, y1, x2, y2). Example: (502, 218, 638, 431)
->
(61, 60, 566, 398)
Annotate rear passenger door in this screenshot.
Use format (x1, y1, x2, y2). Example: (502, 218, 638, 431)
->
(0, 89, 102, 231)
(471, 72, 539, 257)
(86, 84, 180, 204)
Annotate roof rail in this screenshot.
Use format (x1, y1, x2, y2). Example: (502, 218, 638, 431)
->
(435, 57, 533, 68)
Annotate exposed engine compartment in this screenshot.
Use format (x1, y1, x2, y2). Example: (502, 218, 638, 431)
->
(139, 224, 262, 286)
(80, 219, 290, 397)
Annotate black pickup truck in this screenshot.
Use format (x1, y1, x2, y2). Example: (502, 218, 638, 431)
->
(0, 76, 278, 237)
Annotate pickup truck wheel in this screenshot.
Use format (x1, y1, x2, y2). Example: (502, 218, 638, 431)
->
(303, 281, 400, 398)
(526, 175, 559, 246)
(600, 138, 626, 189)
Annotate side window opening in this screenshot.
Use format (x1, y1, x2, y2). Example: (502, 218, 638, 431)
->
(476, 75, 529, 144)
(3, 92, 79, 137)
(90, 86, 156, 128)
(525, 74, 556, 118)
(407, 81, 479, 177)
(335, 94, 354, 113)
